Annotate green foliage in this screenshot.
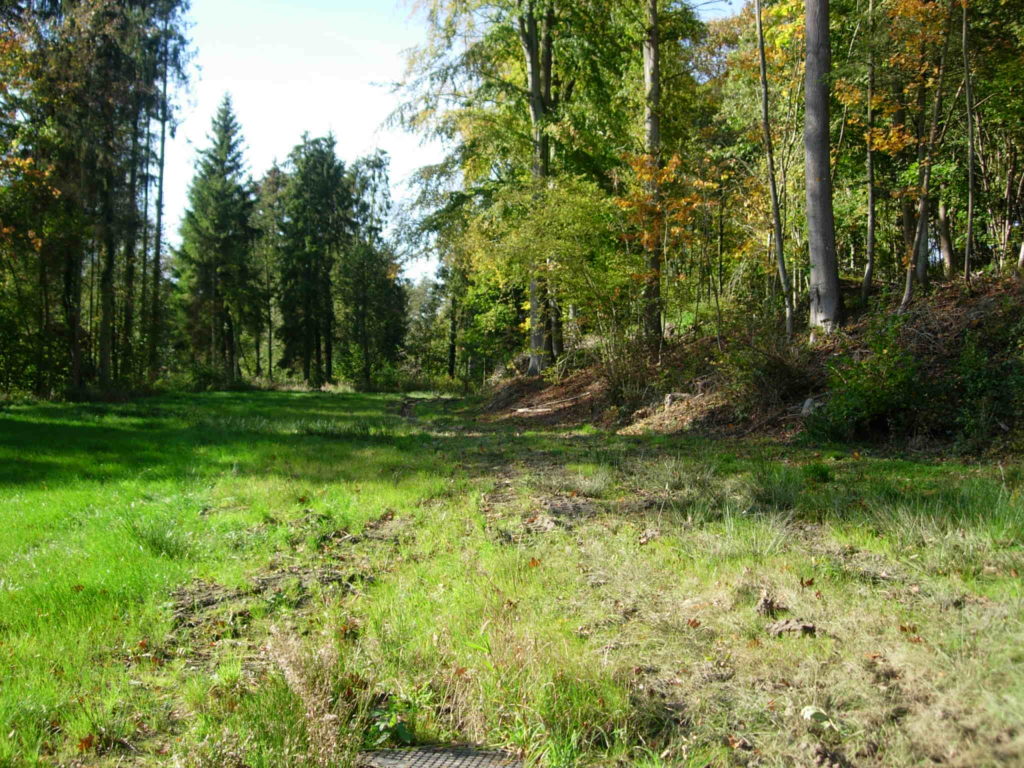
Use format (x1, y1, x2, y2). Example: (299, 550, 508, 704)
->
(714, 318, 817, 418)
(954, 324, 1024, 450)
(810, 317, 919, 442)
(176, 95, 257, 383)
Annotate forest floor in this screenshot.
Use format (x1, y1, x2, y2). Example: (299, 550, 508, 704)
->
(1, 392, 1022, 767)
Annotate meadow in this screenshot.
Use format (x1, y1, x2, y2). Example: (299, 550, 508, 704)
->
(0, 392, 1021, 767)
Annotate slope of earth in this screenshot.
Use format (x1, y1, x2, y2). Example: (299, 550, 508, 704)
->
(485, 276, 1024, 447)
(0, 392, 1021, 767)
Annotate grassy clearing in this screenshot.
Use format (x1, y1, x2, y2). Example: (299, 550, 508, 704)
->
(0, 393, 1021, 766)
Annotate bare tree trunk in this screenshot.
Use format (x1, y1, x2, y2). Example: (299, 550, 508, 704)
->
(899, 19, 950, 312)
(962, 0, 975, 280)
(756, 0, 794, 337)
(861, 0, 877, 304)
(63, 229, 84, 392)
(122, 104, 142, 383)
(98, 181, 116, 388)
(447, 295, 458, 379)
(641, 0, 663, 351)
(148, 29, 169, 382)
(937, 199, 956, 278)
(1017, 238, 1024, 273)
(139, 116, 151, 373)
(549, 290, 564, 359)
(519, 3, 553, 375)
(805, 0, 843, 333)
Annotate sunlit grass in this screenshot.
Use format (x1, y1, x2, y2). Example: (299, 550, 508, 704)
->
(1, 394, 1021, 766)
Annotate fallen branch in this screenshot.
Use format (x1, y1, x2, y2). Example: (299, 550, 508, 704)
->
(515, 391, 592, 414)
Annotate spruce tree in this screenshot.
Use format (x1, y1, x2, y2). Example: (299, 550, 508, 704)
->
(177, 94, 256, 381)
(276, 134, 350, 387)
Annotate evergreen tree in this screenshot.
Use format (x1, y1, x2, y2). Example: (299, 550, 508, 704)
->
(176, 94, 256, 382)
(336, 151, 406, 389)
(276, 135, 349, 387)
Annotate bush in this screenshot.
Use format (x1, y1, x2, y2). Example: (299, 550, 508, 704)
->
(714, 326, 817, 418)
(808, 316, 919, 442)
(954, 326, 1024, 450)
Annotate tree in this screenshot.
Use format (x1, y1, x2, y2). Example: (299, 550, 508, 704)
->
(276, 135, 349, 386)
(805, 0, 843, 333)
(336, 151, 406, 389)
(641, 0, 664, 351)
(177, 95, 256, 382)
(754, 0, 794, 336)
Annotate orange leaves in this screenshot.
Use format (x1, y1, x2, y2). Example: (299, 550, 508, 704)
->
(615, 153, 701, 261)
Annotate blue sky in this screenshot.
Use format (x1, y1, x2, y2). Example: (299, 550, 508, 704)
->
(163, 0, 443, 276)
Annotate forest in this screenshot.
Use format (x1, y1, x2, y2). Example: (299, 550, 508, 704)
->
(1, 0, 1023, 767)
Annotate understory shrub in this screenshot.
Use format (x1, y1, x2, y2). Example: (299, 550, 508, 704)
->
(809, 316, 919, 441)
(954, 325, 1024, 450)
(714, 321, 817, 418)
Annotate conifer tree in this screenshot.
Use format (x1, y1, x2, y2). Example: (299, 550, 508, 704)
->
(177, 95, 256, 381)
(276, 135, 349, 387)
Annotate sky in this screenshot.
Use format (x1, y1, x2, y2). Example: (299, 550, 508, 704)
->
(163, 0, 444, 279)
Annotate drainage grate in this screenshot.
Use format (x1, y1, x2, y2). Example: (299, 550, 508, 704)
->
(357, 746, 523, 768)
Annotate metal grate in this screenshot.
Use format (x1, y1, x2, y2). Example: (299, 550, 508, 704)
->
(357, 746, 523, 768)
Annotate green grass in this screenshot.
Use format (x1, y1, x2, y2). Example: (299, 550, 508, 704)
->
(1, 392, 1022, 766)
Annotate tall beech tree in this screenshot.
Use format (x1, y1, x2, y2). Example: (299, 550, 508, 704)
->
(804, 0, 843, 333)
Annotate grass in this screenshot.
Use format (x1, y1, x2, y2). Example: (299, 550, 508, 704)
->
(0, 392, 1022, 766)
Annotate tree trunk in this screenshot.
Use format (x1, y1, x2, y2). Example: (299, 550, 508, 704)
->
(122, 104, 142, 382)
(139, 116, 152, 374)
(756, 0, 794, 336)
(962, 0, 975, 280)
(447, 295, 458, 379)
(63, 234, 84, 392)
(641, 0, 663, 351)
(938, 199, 957, 278)
(549, 290, 564, 359)
(861, 0, 876, 304)
(804, 0, 843, 333)
(519, 3, 553, 375)
(98, 181, 117, 388)
(148, 30, 169, 382)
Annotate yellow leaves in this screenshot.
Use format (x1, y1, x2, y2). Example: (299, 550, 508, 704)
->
(866, 125, 916, 155)
(833, 79, 863, 109)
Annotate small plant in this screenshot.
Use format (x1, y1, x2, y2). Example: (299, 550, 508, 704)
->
(955, 328, 1024, 450)
(367, 695, 416, 747)
(801, 462, 832, 484)
(747, 461, 803, 511)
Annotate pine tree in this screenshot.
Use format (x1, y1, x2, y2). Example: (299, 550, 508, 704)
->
(336, 151, 406, 389)
(276, 135, 349, 387)
(177, 94, 256, 382)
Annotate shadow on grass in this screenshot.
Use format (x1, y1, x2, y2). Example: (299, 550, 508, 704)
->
(1, 391, 1019, 541)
